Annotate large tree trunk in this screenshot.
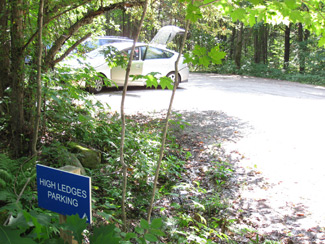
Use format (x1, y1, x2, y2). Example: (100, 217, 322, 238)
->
(10, 0, 26, 156)
(283, 23, 291, 70)
(234, 22, 243, 69)
(0, 0, 10, 113)
(254, 22, 268, 64)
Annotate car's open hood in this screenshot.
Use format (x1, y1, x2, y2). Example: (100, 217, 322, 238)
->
(150, 25, 185, 47)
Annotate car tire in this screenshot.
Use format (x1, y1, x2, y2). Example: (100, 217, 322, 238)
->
(166, 72, 181, 88)
(88, 76, 104, 94)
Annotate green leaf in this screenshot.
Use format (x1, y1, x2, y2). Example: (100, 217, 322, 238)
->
(208, 46, 226, 65)
(248, 10, 257, 26)
(230, 8, 246, 22)
(144, 233, 158, 242)
(90, 224, 121, 244)
(289, 10, 304, 22)
(150, 218, 163, 229)
(192, 45, 207, 57)
(318, 36, 325, 47)
(22, 211, 44, 240)
(0, 226, 37, 244)
(198, 56, 210, 67)
(63, 214, 88, 243)
(145, 74, 159, 88)
(149, 229, 166, 237)
(284, 0, 298, 9)
(135, 226, 144, 234)
(125, 232, 136, 240)
(140, 219, 150, 230)
(186, 3, 203, 22)
(159, 76, 174, 90)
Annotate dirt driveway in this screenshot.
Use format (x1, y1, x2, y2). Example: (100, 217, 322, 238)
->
(94, 73, 325, 242)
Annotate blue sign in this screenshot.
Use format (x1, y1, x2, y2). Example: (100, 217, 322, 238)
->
(36, 164, 92, 223)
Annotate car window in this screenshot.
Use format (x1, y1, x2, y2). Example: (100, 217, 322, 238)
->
(141, 46, 174, 60)
(126, 47, 140, 60)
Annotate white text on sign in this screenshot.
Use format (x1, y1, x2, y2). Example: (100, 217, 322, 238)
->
(39, 178, 87, 207)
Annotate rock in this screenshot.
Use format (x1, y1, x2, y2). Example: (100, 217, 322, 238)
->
(57, 148, 87, 175)
(64, 153, 87, 175)
(67, 142, 101, 169)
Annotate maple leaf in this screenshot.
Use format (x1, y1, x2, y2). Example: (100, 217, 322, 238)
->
(208, 46, 226, 65)
(186, 3, 203, 22)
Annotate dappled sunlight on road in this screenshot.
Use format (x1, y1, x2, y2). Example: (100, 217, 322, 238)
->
(91, 73, 325, 241)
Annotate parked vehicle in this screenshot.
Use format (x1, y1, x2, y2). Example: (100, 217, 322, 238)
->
(61, 26, 189, 93)
(76, 36, 133, 53)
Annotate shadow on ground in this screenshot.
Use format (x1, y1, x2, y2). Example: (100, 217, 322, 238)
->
(168, 109, 325, 243)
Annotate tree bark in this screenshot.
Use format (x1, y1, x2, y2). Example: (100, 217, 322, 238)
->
(10, 0, 26, 156)
(31, 0, 44, 157)
(254, 24, 260, 63)
(261, 23, 268, 64)
(0, 0, 10, 113)
(297, 23, 309, 73)
(283, 23, 291, 70)
(234, 22, 243, 69)
(229, 26, 236, 60)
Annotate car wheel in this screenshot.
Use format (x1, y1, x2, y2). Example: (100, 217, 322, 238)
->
(166, 72, 181, 87)
(88, 76, 104, 93)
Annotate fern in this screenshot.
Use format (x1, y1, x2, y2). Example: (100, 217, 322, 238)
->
(0, 169, 13, 189)
(0, 153, 36, 200)
(0, 178, 6, 189)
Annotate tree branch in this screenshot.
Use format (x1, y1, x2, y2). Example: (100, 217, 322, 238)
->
(53, 32, 92, 65)
(199, 0, 221, 8)
(44, 1, 144, 69)
(120, 0, 148, 231)
(23, 0, 92, 52)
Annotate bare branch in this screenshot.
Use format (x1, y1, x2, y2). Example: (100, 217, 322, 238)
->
(120, 0, 149, 231)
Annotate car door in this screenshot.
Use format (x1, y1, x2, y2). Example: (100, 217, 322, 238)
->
(140, 46, 175, 78)
(110, 47, 144, 85)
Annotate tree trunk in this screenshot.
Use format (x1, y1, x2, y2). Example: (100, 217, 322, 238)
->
(147, 20, 190, 223)
(120, 0, 148, 230)
(283, 23, 291, 70)
(0, 0, 10, 113)
(10, 0, 26, 156)
(234, 22, 243, 69)
(297, 23, 309, 73)
(254, 24, 260, 63)
(261, 23, 268, 64)
(31, 0, 44, 156)
(229, 26, 236, 60)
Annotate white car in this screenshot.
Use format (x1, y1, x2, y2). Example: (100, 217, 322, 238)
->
(62, 26, 189, 93)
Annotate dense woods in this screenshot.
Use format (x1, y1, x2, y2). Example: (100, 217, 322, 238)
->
(1, 0, 325, 243)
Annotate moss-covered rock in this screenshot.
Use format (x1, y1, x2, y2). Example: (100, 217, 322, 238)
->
(57, 148, 86, 175)
(67, 142, 101, 169)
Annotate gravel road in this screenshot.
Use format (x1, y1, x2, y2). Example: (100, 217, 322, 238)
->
(93, 73, 325, 242)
